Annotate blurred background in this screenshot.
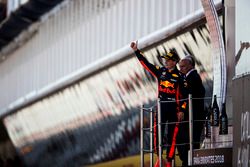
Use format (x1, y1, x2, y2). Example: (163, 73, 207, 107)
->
(0, 0, 249, 167)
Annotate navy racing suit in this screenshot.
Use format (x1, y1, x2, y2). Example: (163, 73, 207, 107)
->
(134, 50, 187, 160)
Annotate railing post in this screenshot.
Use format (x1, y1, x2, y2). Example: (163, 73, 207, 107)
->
(140, 105, 144, 167)
(188, 94, 193, 166)
(150, 108, 154, 167)
(157, 98, 162, 167)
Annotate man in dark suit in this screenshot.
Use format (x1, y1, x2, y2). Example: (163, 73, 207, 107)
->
(177, 56, 205, 167)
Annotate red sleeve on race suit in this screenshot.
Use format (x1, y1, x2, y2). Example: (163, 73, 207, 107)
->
(134, 50, 159, 78)
(176, 76, 188, 114)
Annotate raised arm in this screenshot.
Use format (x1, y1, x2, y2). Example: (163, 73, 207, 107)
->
(130, 41, 159, 77)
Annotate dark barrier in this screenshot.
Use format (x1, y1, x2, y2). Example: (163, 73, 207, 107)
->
(232, 74, 250, 167)
(193, 147, 232, 167)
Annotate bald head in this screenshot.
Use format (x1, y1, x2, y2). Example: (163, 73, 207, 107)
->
(179, 56, 195, 75)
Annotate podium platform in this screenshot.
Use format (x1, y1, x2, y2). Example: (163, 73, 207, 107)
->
(192, 147, 232, 166)
(190, 126, 233, 166)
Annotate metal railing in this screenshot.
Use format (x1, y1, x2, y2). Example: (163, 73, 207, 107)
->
(140, 96, 194, 167)
(140, 94, 233, 167)
(140, 105, 154, 167)
(188, 94, 193, 166)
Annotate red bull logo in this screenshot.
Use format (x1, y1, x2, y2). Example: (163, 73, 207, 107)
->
(159, 87, 176, 94)
(160, 80, 175, 88)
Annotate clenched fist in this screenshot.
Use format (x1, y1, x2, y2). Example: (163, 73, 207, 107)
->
(130, 41, 138, 51)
